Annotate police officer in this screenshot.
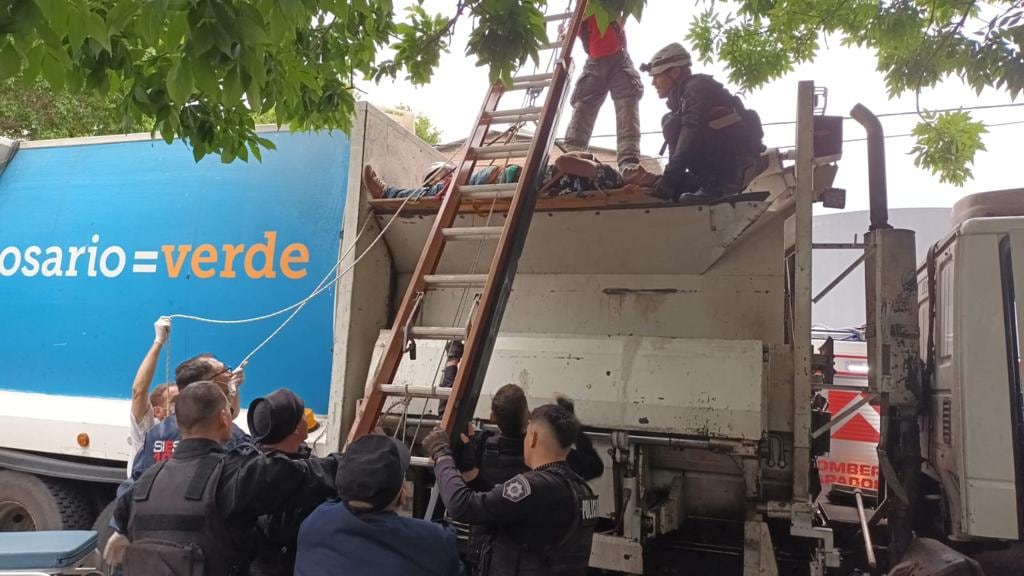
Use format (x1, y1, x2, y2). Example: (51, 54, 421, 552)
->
(424, 403, 597, 576)
(130, 353, 254, 480)
(107, 381, 342, 575)
(458, 386, 604, 489)
(247, 388, 317, 576)
(642, 43, 766, 205)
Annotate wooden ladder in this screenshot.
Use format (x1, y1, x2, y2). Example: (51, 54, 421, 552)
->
(349, 2, 589, 458)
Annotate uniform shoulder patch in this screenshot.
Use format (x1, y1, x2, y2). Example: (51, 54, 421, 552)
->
(502, 474, 532, 502)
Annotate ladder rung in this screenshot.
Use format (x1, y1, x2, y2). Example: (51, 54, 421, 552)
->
(460, 183, 518, 200)
(484, 106, 544, 124)
(410, 456, 433, 467)
(470, 142, 532, 160)
(545, 12, 573, 22)
(507, 79, 550, 91)
(442, 226, 505, 241)
(512, 73, 553, 83)
(380, 384, 452, 399)
(424, 274, 488, 288)
(409, 326, 467, 340)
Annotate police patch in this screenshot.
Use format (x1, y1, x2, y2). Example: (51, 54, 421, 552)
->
(502, 474, 532, 502)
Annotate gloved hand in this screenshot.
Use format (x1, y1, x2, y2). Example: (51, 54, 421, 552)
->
(422, 426, 453, 461)
(154, 316, 171, 344)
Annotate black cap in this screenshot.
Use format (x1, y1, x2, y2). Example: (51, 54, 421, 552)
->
(247, 388, 305, 445)
(337, 435, 410, 512)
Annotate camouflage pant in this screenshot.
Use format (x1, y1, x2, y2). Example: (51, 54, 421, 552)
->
(563, 50, 643, 170)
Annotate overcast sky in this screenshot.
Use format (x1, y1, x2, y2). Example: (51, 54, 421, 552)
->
(356, 1, 1022, 213)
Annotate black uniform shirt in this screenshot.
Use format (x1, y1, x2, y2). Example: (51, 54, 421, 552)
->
(114, 438, 340, 536)
(435, 454, 577, 549)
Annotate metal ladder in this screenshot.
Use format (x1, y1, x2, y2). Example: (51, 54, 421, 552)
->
(348, 1, 589, 459)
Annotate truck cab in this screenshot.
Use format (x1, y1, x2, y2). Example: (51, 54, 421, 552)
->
(920, 189, 1024, 542)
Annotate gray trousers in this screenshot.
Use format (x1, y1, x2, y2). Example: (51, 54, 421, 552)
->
(564, 50, 644, 169)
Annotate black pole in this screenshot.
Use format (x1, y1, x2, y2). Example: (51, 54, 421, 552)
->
(849, 104, 891, 231)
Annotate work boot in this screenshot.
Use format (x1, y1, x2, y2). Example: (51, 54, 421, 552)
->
(362, 165, 387, 199)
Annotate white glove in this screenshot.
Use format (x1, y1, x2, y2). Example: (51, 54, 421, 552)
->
(154, 316, 171, 344)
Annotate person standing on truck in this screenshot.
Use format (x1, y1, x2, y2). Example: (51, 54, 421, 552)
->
(104, 381, 343, 574)
(642, 43, 766, 205)
(248, 388, 319, 576)
(562, 14, 648, 184)
(294, 434, 463, 576)
(127, 316, 177, 476)
(424, 403, 598, 576)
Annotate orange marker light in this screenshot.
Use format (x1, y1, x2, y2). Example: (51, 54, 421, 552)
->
(76, 433, 90, 448)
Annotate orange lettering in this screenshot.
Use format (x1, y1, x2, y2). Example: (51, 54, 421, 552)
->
(221, 244, 244, 279)
(281, 243, 309, 280)
(244, 232, 277, 279)
(191, 244, 217, 279)
(162, 245, 192, 278)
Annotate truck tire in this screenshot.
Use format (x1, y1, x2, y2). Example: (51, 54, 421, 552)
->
(0, 470, 95, 531)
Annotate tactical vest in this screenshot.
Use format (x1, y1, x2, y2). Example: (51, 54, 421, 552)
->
(481, 465, 598, 576)
(127, 453, 246, 575)
(479, 432, 529, 488)
(661, 74, 764, 158)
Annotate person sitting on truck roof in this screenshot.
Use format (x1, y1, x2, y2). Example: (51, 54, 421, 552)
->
(105, 381, 344, 574)
(642, 43, 766, 205)
(248, 388, 321, 576)
(295, 434, 462, 576)
(424, 403, 597, 576)
(361, 152, 626, 202)
(127, 316, 177, 477)
(130, 353, 253, 481)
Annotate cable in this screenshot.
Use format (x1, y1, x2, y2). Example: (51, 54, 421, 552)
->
(583, 101, 1024, 140)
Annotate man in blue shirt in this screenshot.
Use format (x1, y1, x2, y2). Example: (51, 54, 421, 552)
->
(295, 435, 462, 576)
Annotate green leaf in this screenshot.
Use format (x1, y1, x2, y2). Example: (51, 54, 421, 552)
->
(166, 57, 193, 104)
(86, 11, 111, 51)
(222, 64, 244, 104)
(40, 51, 65, 90)
(0, 42, 21, 79)
(106, 0, 139, 36)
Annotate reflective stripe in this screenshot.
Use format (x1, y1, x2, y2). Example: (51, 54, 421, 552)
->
(708, 110, 742, 130)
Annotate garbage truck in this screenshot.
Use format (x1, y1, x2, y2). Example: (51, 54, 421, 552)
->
(327, 78, 1024, 574)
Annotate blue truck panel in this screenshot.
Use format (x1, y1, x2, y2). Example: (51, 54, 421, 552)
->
(0, 130, 349, 414)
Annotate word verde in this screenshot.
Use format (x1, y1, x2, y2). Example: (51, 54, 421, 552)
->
(0, 232, 309, 280)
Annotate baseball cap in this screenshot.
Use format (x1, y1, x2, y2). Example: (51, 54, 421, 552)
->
(641, 43, 692, 75)
(247, 388, 305, 445)
(337, 435, 411, 512)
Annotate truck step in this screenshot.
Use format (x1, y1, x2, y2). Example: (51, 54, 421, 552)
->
(409, 326, 467, 340)
(380, 384, 452, 399)
(442, 226, 505, 241)
(460, 183, 518, 200)
(424, 274, 488, 288)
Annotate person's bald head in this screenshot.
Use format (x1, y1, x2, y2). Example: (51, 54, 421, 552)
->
(523, 403, 579, 468)
(175, 381, 232, 442)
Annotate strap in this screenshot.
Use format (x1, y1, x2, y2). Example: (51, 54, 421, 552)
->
(186, 455, 223, 501)
(133, 461, 167, 502)
(708, 110, 742, 130)
(132, 513, 206, 532)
